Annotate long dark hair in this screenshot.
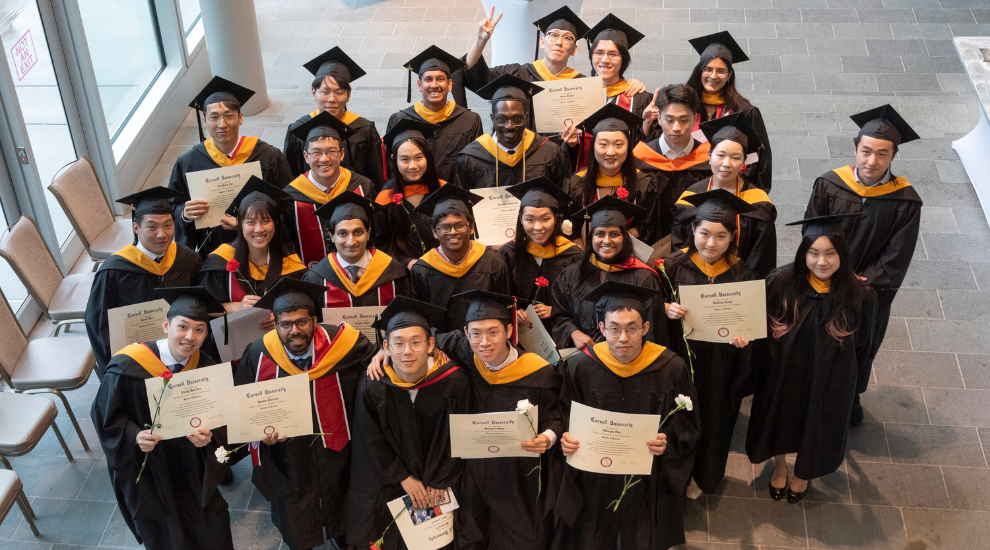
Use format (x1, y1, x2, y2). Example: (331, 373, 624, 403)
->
(232, 197, 295, 295)
(581, 134, 641, 206)
(768, 234, 870, 344)
(672, 218, 746, 280)
(686, 54, 744, 119)
(384, 137, 442, 259)
(580, 225, 634, 278)
(588, 38, 631, 80)
(511, 205, 564, 283)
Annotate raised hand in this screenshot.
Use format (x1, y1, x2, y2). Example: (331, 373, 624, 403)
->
(642, 88, 660, 133)
(478, 6, 503, 43)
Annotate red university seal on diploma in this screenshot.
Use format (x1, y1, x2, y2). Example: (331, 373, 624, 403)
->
(601, 457, 613, 467)
(264, 426, 275, 435)
(190, 417, 201, 428)
(718, 327, 730, 337)
(488, 446, 500, 453)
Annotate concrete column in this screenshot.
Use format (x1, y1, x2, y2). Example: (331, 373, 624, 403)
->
(199, 0, 269, 115)
(482, 0, 583, 66)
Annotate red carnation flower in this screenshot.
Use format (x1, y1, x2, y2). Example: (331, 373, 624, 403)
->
(535, 276, 549, 287)
(655, 259, 664, 269)
(391, 193, 404, 205)
(162, 370, 174, 381)
(370, 544, 382, 550)
(616, 187, 629, 200)
(225, 259, 240, 273)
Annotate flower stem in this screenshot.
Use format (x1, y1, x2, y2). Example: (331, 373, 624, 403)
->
(136, 379, 169, 483)
(606, 475, 642, 512)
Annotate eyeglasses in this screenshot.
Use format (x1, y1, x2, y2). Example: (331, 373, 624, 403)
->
(545, 31, 575, 44)
(307, 148, 341, 159)
(316, 88, 348, 100)
(206, 113, 239, 123)
(702, 67, 729, 77)
(602, 325, 643, 338)
(592, 50, 621, 61)
(494, 116, 526, 127)
(436, 222, 470, 234)
(467, 329, 505, 343)
(277, 318, 314, 331)
(388, 340, 427, 353)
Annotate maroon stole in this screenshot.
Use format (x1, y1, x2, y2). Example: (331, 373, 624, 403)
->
(295, 180, 366, 268)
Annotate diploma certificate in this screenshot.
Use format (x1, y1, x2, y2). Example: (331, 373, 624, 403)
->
(449, 408, 538, 458)
(322, 306, 385, 344)
(225, 373, 313, 444)
(186, 162, 262, 229)
(145, 363, 234, 439)
(516, 305, 560, 364)
(386, 488, 458, 550)
(472, 189, 521, 246)
(566, 401, 660, 475)
(678, 279, 767, 343)
(532, 76, 604, 134)
(108, 299, 169, 355)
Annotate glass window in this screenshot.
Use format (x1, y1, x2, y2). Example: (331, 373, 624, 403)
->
(77, 0, 165, 139)
(178, 0, 200, 36)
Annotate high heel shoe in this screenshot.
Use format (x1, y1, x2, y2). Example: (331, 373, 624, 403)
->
(786, 481, 809, 504)
(769, 479, 786, 501)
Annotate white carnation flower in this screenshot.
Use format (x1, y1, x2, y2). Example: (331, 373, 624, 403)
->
(516, 399, 534, 414)
(215, 446, 229, 464)
(675, 394, 693, 411)
(561, 219, 573, 235)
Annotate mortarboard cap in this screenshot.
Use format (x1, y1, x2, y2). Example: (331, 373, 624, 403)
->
(533, 7, 590, 60)
(403, 46, 465, 103)
(413, 184, 484, 219)
(475, 74, 544, 105)
(224, 176, 293, 218)
(290, 110, 357, 146)
(371, 296, 446, 340)
(699, 112, 762, 156)
(849, 104, 919, 146)
(313, 190, 378, 227)
(253, 278, 329, 321)
(688, 31, 749, 65)
(577, 102, 644, 135)
(189, 76, 255, 112)
(117, 187, 184, 218)
(785, 214, 862, 240)
(507, 176, 574, 214)
(454, 289, 529, 325)
(681, 189, 756, 227)
(584, 13, 645, 50)
(303, 47, 366, 85)
(574, 194, 647, 230)
(582, 280, 660, 325)
(156, 286, 226, 323)
(382, 118, 440, 155)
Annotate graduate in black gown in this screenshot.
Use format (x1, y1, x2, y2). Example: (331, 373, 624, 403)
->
(169, 77, 293, 258)
(803, 105, 923, 427)
(499, 178, 583, 335)
(635, 84, 712, 238)
(555, 282, 700, 550)
(672, 113, 777, 279)
(409, 185, 511, 331)
(349, 297, 475, 550)
(374, 119, 445, 269)
(284, 48, 385, 190)
(550, 196, 661, 349)
(302, 191, 410, 308)
(659, 190, 758, 498)
(283, 112, 375, 268)
(91, 287, 232, 550)
(747, 216, 878, 503)
(387, 46, 483, 184)
(562, 104, 663, 244)
(235, 278, 377, 549)
(455, 74, 569, 189)
(86, 187, 203, 374)
(685, 32, 773, 192)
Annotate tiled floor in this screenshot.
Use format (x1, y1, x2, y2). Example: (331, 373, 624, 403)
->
(4, 0, 990, 548)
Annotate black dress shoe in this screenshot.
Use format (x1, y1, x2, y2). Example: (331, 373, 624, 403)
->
(769, 479, 786, 501)
(850, 395, 864, 427)
(787, 481, 809, 504)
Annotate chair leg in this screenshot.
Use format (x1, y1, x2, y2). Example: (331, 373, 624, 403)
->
(50, 421, 74, 462)
(15, 491, 40, 536)
(32, 390, 89, 452)
(16, 490, 35, 518)
(0, 454, 11, 469)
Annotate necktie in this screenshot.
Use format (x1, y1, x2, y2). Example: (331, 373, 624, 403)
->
(291, 356, 312, 371)
(154, 256, 163, 264)
(169, 363, 183, 373)
(345, 265, 360, 283)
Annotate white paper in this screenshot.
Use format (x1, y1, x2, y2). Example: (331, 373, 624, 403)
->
(531, 76, 605, 134)
(144, 363, 234, 439)
(186, 162, 262, 229)
(322, 306, 385, 344)
(210, 307, 271, 363)
(630, 236, 654, 264)
(224, 373, 313, 444)
(108, 299, 169, 355)
(516, 306, 560, 364)
(386, 488, 459, 550)
(449, 408, 538, 458)
(472, 188, 521, 246)
(678, 279, 768, 343)
(566, 401, 661, 475)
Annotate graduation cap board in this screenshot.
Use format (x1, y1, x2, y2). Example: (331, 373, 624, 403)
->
(224, 176, 294, 218)
(507, 176, 575, 215)
(582, 280, 660, 325)
(403, 46, 465, 103)
(253, 278, 330, 321)
(371, 296, 446, 341)
(382, 118, 440, 155)
(584, 13, 644, 50)
(573, 193, 647, 230)
(289, 110, 357, 147)
(699, 112, 762, 162)
(688, 31, 749, 65)
(117, 187, 184, 218)
(453, 289, 530, 346)
(532, 6, 590, 60)
(785, 214, 863, 240)
(303, 47, 366, 85)
(189, 76, 255, 142)
(414, 184, 485, 219)
(849, 104, 919, 146)
(156, 286, 226, 323)
(475, 73, 544, 106)
(312, 190, 379, 226)
(681, 188, 757, 227)
(577, 102, 644, 135)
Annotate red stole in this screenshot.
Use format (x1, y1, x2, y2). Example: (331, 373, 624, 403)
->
(324, 251, 397, 308)
(692, 105, 730, 131)
(295, 178, 365, 268)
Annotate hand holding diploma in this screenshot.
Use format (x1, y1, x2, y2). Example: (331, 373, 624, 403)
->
(520, 433, 551, 454)
(561, 431, 667, 457)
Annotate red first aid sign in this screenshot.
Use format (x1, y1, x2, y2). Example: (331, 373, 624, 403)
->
(10, 29, 37, 81)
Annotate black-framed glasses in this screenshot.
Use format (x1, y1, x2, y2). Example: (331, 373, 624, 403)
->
(277, 317, 315, 331)
(436, 222, 470, 234)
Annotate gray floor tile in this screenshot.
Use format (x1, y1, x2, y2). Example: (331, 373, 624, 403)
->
(902, 508, 990, 550)
(711, 454, 756, 498)
(889, 288, 943, 319)
(75, 459, 116, 502)
(943, 466, 990, 510)
(856, 8, 917, 23)
(95, 508, 141, 548)
(936, 289, 990, 321)
(890, 22, 954, 39)
(885, 424, 985, 466)
(859, 385, 929, 424)
(707, 495, 807, 546)
(804, 502, 908, 550)
(683, 496, 709, 542)
(906, 319, 990, 353)
(878, 317, 912, 351)
(9, 498, 114, 545)
(847, 461, 949, 507)
(846, 421, 892, 463)
(920, 206, 959, 233)
(229, 510, 283, 550)
(872, 350, 962, 387)
(841, 55, 904, 73)
(901, 260, 977, 290)
(924, 387, 990, 427)
(801, 8, 859, 23)
(218, 462, 257, 511)
(7, 456, 96, 499)
(958, 354, 990, 389)
(865, 38, 928, 56)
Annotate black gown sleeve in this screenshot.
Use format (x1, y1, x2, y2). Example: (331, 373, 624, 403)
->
(91, 370, 144, 481)
(744, 105, 773, 192)
(860, 203, 921, 288)
(744, 215, 778, 280)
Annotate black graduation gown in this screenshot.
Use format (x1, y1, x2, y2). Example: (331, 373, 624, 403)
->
(347, 362, 475, 550)
(746, 270, 878, 479)
(198, 245, 308, 303)
(91, 342, 232, 550)
(372, 179, 443, 267)
(659, 250, 757, 494)
(300, 250, 410, 308)
(562, 169, 664, 244)
(553, 343, 700, 550)
(455, 131, 569, 189)
(804, 166, 922, 388)
(169, 138, 294, 258)
(672, 178, 777, 279)
(694, 96, 773, 192)
(235, 323, 378, 549)
(549, 258, 661, 348)
(85, 243, 202, 374)
(633, 139, 712, 239)
(433, 331, 564, 550)
(409, 242, 511, 332)
(498, 238, 584, 335)
(386, 104, 484, 185)
(284, 111, 386, 191)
